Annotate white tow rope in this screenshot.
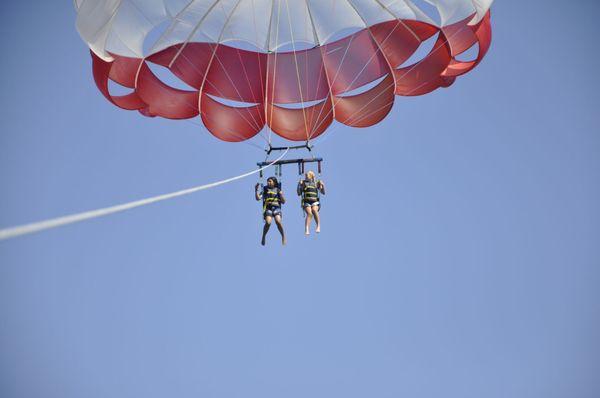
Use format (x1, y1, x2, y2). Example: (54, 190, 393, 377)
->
(0, 150, 288, 241)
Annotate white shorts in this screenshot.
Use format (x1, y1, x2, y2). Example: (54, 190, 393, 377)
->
(303, 201, 320, 208)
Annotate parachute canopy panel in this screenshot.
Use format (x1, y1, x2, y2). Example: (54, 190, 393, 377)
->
(76, 0, 494, 142)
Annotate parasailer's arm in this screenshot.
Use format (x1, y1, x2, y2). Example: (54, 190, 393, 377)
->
(279, 190, 286, 205)
(255, 183, 262, 201)
(318, 180, 326, 195)
(297, 180, 304, 196)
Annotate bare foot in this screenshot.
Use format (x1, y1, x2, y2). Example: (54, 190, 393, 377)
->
(282, 236, 287, 245)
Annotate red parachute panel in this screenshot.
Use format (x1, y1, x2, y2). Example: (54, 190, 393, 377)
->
(88, 12, 492, 142)
(200, 93, 264, 142)
(267, 100, 332, 141)
(267, 48, 329, 104)
(335, 74, 395, 127)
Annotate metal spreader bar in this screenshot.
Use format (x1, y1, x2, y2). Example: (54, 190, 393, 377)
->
(266, 143, 312, 155)
(257, 157, 323, 178)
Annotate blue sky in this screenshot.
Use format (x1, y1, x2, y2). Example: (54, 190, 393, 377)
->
(1, 1, 599, 397)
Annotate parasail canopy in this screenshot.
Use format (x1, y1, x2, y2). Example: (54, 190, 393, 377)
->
(76, 0, 493, 143)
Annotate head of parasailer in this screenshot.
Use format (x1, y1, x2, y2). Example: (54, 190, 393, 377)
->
(266, 177, 278, 189)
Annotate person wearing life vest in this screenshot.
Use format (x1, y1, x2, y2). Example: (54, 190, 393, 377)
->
(297, 170, 326, 235)
(255, 177, 286, 246)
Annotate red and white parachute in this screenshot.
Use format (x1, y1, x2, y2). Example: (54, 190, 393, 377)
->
(75, 0, 493, 142)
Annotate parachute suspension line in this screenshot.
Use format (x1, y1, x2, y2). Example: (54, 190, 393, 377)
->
(339, 0, 400, 128)
(197, 0, 267, 137)
(190, 0, 270, 144)
(345, 0, 398, 86)
(202, 2, 266, 133)
(315, 62, 446, 143)
(0, 149, 290, 242)
(175, 51, 270, 145)
(182, 119, 264, 151)
(308, 17, 405, 139)
(372, 0, 421, 42)
(146, 0, 197, 56)
(349, 74, 443, 127)
(347, 21, 475, 125)
(264, 0, 278, 147)
(167, 0, 222, 69)
(303, 0, 329, 143)
(310, 17, 473, 139)
(130, 50, 266, 144)
(209, 50, 265, 132)
(245, 0, 268, 142)
(303, 0, 358, 142)
(284, 0, 310, 142)
(119, 0, 269, 145)
(203, 0, 267, 137)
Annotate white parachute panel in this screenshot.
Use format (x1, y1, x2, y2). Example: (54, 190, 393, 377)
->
(76, 0, 494, 58)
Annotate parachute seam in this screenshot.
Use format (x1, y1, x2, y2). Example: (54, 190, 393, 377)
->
(127, 0, 160, 27)
(338, 0, 397, 126)
(93, 0, 124, 60)
(284, 0, 310, 142)
(167, 0, 222, 68)
(309, 24, 396, 134)
(373, 0, 421, 42)
(145, 0, 197, 56)
(323, 21, 472, 131)
(304, 0, 335, 140)
(124, 46, 267, 143)
(306, 2, 357, 135)
(207, 51, 263, 131)
(124, 0, 268, 142)
(267, 0, 282, 139)
(264, 0, 276, 145)
(195, 0, 267, 138)
(303, 0, 321, 46)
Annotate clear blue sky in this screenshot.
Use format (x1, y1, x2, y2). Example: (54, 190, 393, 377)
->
(1, 1, 599, 397)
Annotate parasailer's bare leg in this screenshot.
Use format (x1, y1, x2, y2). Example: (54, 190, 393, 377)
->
(274, 215, 286, 245)
(262, 215, 272, 246)
(312, 206, 321, 233)
(304, 206, 312, 235)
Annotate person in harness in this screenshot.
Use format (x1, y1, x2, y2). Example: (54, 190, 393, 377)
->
(255, 177, 286, 246)
(297, 170, 326, 235)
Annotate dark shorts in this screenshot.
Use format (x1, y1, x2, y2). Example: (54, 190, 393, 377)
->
(264, 206, 282, 218)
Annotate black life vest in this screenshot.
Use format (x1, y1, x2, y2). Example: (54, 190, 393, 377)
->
(302, 180, 319, 204)
(263, 186, 281, 210)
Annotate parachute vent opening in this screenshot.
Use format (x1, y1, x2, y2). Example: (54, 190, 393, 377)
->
(143, 20, 172, 57)
(273, 98, 327, 110)
(274, 41, 315, 53)
(324, 27, 364, 45)
(108, 79, 134, 96)
(455, 42, 480, 62)
(398, 32, 440, 69)
(146, 62, 197, 91)
(205, 93, 259, 108)
(336, 75, 388, 98)
(220, 39, 266, 53)
(410, 0, 442, 26)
